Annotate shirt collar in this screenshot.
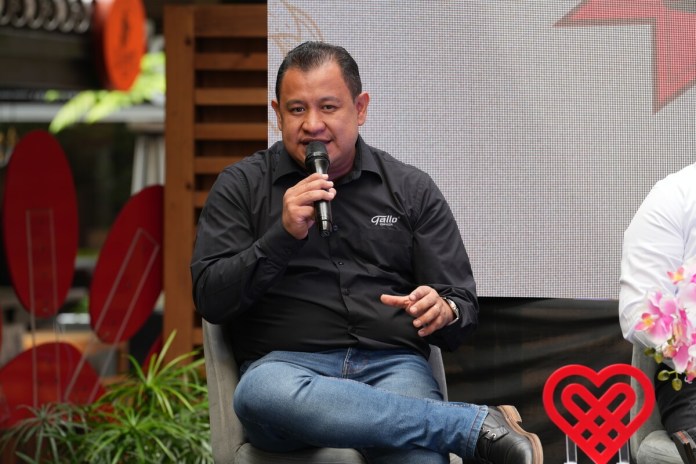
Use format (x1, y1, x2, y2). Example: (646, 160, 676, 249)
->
(271, 136, 383, 185)
(272, 141, 305, 184)
(356, 135, 382, 178)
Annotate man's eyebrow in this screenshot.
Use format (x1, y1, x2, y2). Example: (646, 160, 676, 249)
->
(318, 96, 341, 104)
(284, 96, 342, 107)
(284, 99, 305, 107)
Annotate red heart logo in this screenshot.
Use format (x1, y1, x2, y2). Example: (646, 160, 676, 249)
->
(543, 364, 655, 464)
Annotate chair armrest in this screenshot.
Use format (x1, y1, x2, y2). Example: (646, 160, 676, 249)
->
(203, 319, 245, 463)
(630, 342, 663, 457)
(428, 345, 448, 401)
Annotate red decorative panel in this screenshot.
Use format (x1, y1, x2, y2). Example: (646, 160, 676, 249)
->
(89, 185, 163, 343)
(1, 130, 78, 318)
(0, 342, 104, 428)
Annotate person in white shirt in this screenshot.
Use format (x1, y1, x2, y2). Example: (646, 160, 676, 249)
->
(619, 161, 696, 462)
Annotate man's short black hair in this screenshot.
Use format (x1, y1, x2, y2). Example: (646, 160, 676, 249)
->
(275, 41, 362, 102)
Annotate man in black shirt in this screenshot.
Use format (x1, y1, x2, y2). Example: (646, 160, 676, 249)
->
(191, 41, 542, 464)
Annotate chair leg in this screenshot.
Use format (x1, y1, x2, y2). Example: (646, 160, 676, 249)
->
(671, 431, 696, 464)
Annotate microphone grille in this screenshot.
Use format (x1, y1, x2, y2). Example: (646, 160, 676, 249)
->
(305, 141, 327, 158)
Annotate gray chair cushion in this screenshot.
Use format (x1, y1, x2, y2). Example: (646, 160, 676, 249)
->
(237, 444, 465, 464)
(629, 344, 683, 463)
(236, 444, 366, 463)
(635, 430, 683, 464)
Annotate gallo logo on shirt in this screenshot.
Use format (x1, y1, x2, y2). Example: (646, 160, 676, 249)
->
(371, 215, 399, 227)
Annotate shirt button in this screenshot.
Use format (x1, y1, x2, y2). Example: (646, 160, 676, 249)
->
(337, 261, 344, 266)
(343, 288, 350, 295)
(333, 224, 339, 232)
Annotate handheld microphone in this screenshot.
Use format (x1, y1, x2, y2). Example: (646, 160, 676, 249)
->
(304, 141, 333, 237)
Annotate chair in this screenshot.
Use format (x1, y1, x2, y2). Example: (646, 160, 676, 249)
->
(202, 319, 464, 464)
(629, 343, 683, 463)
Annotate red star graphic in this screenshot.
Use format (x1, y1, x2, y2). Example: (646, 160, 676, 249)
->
(557, 0, 696, 111)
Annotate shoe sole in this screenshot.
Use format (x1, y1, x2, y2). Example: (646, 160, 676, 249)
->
(497, 405, 544, 464)
(671, 430, 696, 464)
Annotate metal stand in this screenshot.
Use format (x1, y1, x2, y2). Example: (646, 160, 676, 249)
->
(617, 441, 630, 464)
(564, 435, 578, 464)
(564, 436, 631, 463)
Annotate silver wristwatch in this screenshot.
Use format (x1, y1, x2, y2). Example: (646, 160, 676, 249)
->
(442, 297, 460, 325)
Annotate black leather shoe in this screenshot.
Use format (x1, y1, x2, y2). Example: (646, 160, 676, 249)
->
(672, 430, 696, 464)
(474, 405, 543, 464)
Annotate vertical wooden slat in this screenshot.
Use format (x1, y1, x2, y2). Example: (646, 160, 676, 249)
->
(164, 5, 196, 362)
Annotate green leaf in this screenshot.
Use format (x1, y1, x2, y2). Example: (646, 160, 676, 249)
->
(48, 51, 166, 134)
(48, 91, 98, 133)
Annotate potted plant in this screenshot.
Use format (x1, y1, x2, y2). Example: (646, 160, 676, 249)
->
(0, 331, 212, 464)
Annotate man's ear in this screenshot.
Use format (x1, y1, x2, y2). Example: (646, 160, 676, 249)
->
(355, 92, 370, 126)
(271, 100, 283, 131)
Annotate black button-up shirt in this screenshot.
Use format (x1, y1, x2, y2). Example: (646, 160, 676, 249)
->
(191, 136, 478, 364)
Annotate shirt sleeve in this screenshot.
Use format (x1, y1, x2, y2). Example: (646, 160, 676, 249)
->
(619, 177, 685, 350)
(410, 174, 479, 351)
(190, 168, 305, 324)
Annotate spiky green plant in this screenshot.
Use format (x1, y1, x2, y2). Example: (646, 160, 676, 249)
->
(0, 331, 211, 464)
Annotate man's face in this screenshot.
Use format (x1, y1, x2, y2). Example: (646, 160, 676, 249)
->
(272, 60, 369, 180)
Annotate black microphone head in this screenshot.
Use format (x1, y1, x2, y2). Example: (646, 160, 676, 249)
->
(305, 141, 329, 173)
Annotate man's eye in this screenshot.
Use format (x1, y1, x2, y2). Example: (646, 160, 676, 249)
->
(290, 107, 305, 113)
(322, 105, 336, 111)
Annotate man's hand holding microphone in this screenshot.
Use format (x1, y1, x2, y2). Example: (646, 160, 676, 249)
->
(282, 141, 335, 240)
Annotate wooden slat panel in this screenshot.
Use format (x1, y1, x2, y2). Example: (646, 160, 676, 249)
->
(164, 3, 268, 364)
(195, 4, 267, 38)
(195, 123, 267, 141)
(192, 327, 203, 346)
(195, 52, 267, 71)
(194, 156, 245, 174)
(196, 140, 267, 157)
(195, 88, 267, 106)
(194, 191, 208, 209)
(163, 5, 197, 363)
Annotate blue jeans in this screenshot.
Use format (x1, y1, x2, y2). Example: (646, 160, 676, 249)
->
(234, 348, 487, 464)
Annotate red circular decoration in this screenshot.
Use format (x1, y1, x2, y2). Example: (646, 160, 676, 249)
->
(1, 130, 78, 318)
(91, 0, 146, 91)
(0, 342, 104, 428)
(89, 185, 163, 344)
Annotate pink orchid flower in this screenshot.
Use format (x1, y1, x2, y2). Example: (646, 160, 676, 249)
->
(668, 335, 691, 373)
(687, 348, 696, 383)
(669, 266, 685, 285)
(635, 290, 678, 347)
(642, 258, 696, 389)
(664, 308, 695, 373)
(676, 261, 696, 322)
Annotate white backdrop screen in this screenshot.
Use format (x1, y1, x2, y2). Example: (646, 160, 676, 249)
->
(268, 0, 696, 299)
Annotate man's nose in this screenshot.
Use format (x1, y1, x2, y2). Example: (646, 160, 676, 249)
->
(302, 110, 325, 133)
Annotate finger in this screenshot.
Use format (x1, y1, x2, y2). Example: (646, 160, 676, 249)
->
(414, 305, 443, 329)
(380, 294, 410, 308)
(289, 179, 335, 206)
(300, 173, 334, 193)
(414, 312, 444, 337)
(295, 188, 335, 208)
(414, 298, 454, 336)
(406, 286, 439, 315)
(408, 286, 429, 302)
